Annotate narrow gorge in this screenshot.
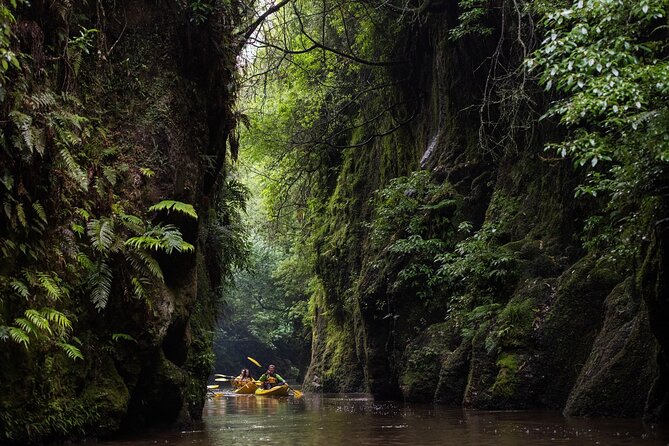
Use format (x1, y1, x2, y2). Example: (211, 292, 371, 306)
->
(1, 0, 668, 443)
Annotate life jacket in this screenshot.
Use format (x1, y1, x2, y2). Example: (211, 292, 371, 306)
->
(266, 374, 278, 384)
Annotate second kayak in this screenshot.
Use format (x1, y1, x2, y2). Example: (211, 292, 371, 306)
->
(255, 385, 290, 397)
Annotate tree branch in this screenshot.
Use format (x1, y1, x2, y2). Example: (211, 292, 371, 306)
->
(238, 0, 293, 45)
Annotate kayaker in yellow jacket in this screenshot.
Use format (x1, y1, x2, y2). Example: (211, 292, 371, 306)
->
(233, 368, 254, 387)
(258, 364, 287, 390)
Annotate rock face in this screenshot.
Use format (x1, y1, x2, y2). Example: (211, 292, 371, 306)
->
(0, 1, 239, 442)
(302, 3, 668, 419)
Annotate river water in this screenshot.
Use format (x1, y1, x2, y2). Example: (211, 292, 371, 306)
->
(91, 393, 669, 446)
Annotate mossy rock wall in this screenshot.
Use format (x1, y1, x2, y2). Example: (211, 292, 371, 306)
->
(303, 3, 665, 419)
(0, 1, 239, 442)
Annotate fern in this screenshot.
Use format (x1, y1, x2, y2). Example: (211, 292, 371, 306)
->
(14, 317, 38, 335)
(118, 212, 145, 233)
(57, 342, 83, 360)
(9, 279, 29, 298)
(32, 201, 47, 223)
(125, 235, 163, 251)
(0, 171, 14, 191)
(76, 252, 94, 270)
(0, 325, 9, 342)
(126, 250, 164, 281)
(59, 148, 88, 191)
(29, 91, 57, 110)
(87, 218, 115, 253)
(130, 276, 150, 300)
(25, 309, 50, 334)
(71, 223, 85, 235)
(90, 261, 113, 311)
(139, 167, 155, 177)
(42, 308, 72, 332)
(111, 333, 136, 343)
(37, 272, 62, 301)
(8, 327, 29, 347)
(125, 224, 194, 254)
(22, 269, 38, 287)
(15, 202, 26, 227)
(9, 109, 46, 156)
(148, 200, 198, 219)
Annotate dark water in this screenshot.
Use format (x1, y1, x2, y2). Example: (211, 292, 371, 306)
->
(88, 393, 669, 445)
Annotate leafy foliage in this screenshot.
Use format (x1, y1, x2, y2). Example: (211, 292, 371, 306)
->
(531, 0, 669, 261)
(367, 171, 459, 298)
(450, 0, 494, 40)
(0, 1, 199, 358)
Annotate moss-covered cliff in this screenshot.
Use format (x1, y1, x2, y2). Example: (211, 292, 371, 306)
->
(295, 0, 669, 420)
(0, 0, 244, 442)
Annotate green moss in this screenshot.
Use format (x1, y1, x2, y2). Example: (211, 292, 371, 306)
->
(491, 353, 519, 398)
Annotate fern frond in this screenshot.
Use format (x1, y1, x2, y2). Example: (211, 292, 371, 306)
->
(32, 201, 47, 223)
(111, 333, 136, 343)
(148, 200, 198, 219)
(126, 224, 194, 254)
(77, 208, 90, 220)
(15, 203, 26, 227)
(139, 167, 155, 177)
(130, 276, 149, 300)
(29, 91, 57, 110)
(87, 218, 115, 252)
(0, 171, 14, 191)
(25, 309, 51, 334)
(14, 317, 38, 335)
(8, 327, 29, 348)
(102, 166, 117, 186)
(22, 269, 38, 286)
(125, 235, 163, 251)
(59, 148, 88, 191)
(118, 213, 145, 233)
(57, 342, 83, 360)
(42, 308, 72, 332)
(9, 279, 29, 299)
(127, 251, 164, 281)
(37, 272, 62, 300)
(76, 252, 94, 270)
(90, 261, 113, 311)
(0, 326, 9, 342)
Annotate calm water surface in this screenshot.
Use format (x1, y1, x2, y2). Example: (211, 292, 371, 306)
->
(91, 393, 669, 445)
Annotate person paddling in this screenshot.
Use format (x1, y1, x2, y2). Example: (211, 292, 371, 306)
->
(258, 364, 287, 390)
(233, 368, 254, 387)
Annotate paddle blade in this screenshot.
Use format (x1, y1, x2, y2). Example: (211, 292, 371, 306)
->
(206, 385, 219, 390)
(292, 389, 304, 398)
(215, 374, 235, 379)
(247, 356, 262, 367)
(215, 378, 230, 382)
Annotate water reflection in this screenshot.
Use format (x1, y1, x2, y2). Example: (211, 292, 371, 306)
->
(80, 393, 669, 446)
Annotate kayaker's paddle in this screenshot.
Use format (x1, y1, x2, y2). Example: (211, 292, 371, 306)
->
(206, 384, 219, 390)
(215, 374, 236, 379)
(286, 385, 303, 399)
(247, 356, 262, 368)
(248, 356, 303, 398)
(215, 378, 231, 382)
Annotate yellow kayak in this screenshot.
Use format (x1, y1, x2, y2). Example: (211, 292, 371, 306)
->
(234, 381, 258, 394)
(254, 385, 290, 397)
